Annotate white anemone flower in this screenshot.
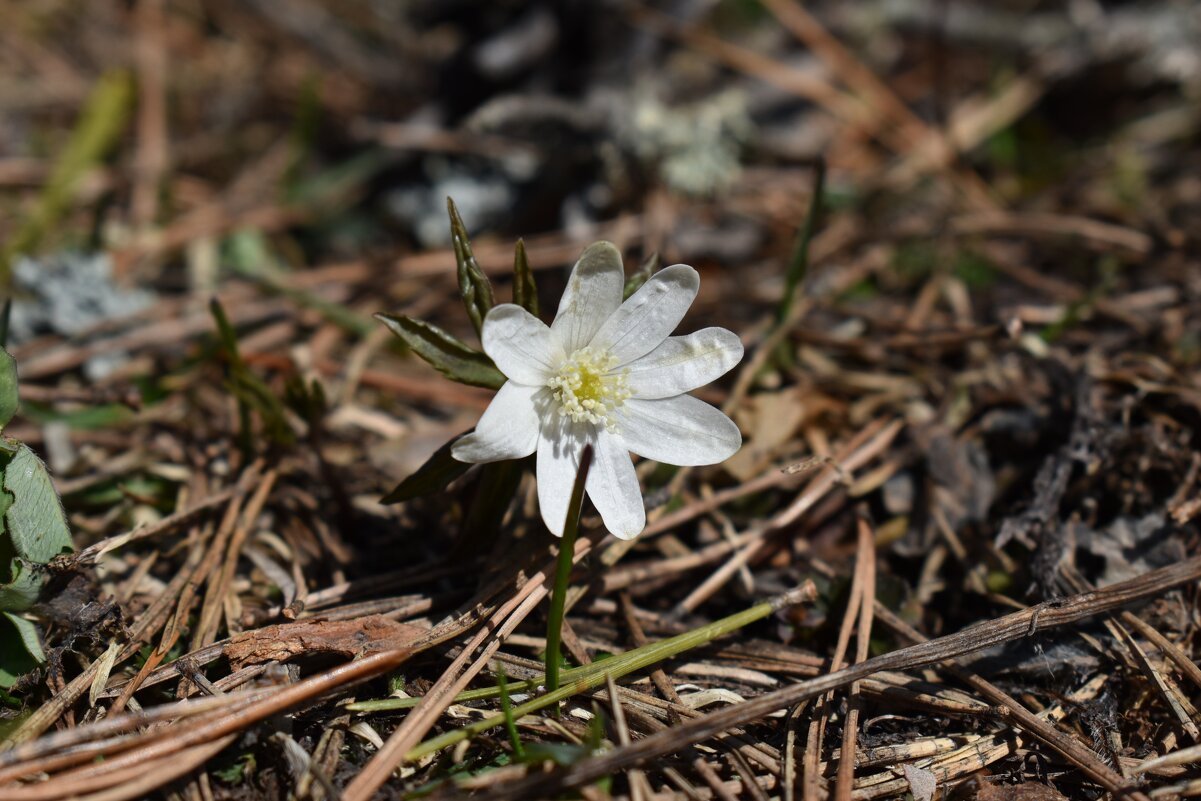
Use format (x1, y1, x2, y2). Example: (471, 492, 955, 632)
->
(452, 242, 743, 540)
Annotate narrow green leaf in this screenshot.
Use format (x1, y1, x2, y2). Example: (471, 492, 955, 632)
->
(375, 313, 505, 389)
(0, 611, 44, 688)
(519, 741, 593, 767)
(209, 299, 245, 370)
(447, 198, 494, 336)
(0, 71, 133, 285)
(776, 159, 825, 324)
(380, 432, 473, 504)
(4, 445, 73, 564)
(0, 300, 11, 348)
(284, 375, 327, 428)
(455, 461, 524, 557)
(497, 666, 525, 760)
(0, 349, 17, 431)
(210, 299, 295, 450)
(226, 229, 374, 336)
(512, 239, 538, 316)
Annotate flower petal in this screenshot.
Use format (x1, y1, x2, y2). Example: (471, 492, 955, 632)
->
(451, 383, 544, 463)
(624, 327, 744, 400)
(482, 304, 564, 385)
(551, 242, 625, 353)
(536, 412, 590, 536)
(585, 429, 645, 540)
(589, 264, 699, 365)
(614, 395, 741, 466)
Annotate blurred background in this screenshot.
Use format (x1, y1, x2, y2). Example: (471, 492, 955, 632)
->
(3, 0, 1197, 310)
(3, 0, 1198, 523)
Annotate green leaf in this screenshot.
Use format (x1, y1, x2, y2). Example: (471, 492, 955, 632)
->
(0, 611, 43, 688)
(776, 159, 825, 324)
(210, 299, 295, 451)
(0, 559, 43, 613)
(4, 444, 73, 564)
(214, 752, 256, 785)
(380, 432, 473, 504)
(375, 314, 505, 389)
(284, 375, 327, 429)
(447, 197, 494, 336)
(0, 349, 17, 431)
(512, 239, 538, 316)
(0, 299, 11, 348)
(455, 461, 523, 557)
(518, 741, 594, 767)
(0, 70, 133, 284)
(226, 230, 375, 337)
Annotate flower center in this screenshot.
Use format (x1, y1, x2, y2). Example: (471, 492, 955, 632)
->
(547, 347, 630, 430)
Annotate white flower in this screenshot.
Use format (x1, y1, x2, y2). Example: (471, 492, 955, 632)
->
(451, 242, 743, 540)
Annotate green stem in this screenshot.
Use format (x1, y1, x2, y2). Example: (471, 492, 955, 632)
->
(399, 586, 810, 762)
(497, 666, 524, 759)
(545, 445, 593, 695)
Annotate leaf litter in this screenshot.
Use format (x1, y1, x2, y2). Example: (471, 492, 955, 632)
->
(0, 2, 1200, 800)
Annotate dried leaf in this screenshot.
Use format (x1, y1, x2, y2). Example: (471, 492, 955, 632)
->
(901, 763, 937, 801)
(223, 615, 425, 670)
(89, 641, 121, 706)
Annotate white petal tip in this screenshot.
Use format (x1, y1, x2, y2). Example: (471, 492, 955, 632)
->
(663, 263, 700, 284)
(449, 439, 480, 464)
(609, 526, 644, 541)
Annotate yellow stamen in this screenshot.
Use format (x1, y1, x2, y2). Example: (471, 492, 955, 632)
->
(547, 347, 630, 430)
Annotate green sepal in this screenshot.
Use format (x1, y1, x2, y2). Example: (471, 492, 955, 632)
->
(380, 432, 473, 504)
(513, 239, 538, 316)
(0, 611, 44, 688)
(375, 314, 505, 389)
(448, 197, 495, 336)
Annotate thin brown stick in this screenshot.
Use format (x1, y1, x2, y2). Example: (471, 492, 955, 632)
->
(834, 519, 876, 801)
(0, 650, 411, 796)
(61, 484, 245, 568)
(803, 517, 869, 801)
